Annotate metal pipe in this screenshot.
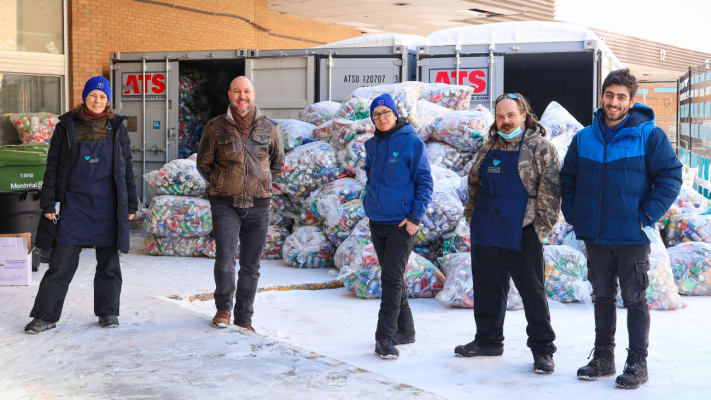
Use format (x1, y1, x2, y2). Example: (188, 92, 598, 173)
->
(676, 77, 680, 157)
(688, 66, 693, 167)
(142, 58, 147, 205)
(455, 48, 460, 85)
(165, 57, 169, 163)
(488, 48, 495, 111)
(62, 0, 69, 112)
(328, 51, 333, 101)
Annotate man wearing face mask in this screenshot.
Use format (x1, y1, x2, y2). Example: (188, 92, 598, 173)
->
(561, 69, 681, 389)
(197, 76, 284, 332)
(456, 93, 560, 374)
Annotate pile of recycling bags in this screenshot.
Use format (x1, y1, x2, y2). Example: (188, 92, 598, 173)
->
(10, 112, 58, 144)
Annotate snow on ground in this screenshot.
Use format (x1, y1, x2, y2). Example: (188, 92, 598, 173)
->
(1, 234, 709, 399)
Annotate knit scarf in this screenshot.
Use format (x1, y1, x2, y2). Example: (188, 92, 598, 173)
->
(230, 105, 256, 138)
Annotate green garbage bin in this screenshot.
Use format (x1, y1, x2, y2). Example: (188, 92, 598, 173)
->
(0, 144, 49, 191)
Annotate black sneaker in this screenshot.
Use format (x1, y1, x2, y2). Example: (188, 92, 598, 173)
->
(374, 339, 399, 360)
(577, 347, 616, 380)
(393, 331, 415, 345)
(533, 353, 555, 374)
(454, 340, 503, 357)
(615, 350, 648, 389)
(99, 315, 119, 328)
(24, 318, 56, 334)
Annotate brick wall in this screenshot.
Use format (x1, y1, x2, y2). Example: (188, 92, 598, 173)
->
(636, 81, 679, 146)
(68, 0, 360, 107)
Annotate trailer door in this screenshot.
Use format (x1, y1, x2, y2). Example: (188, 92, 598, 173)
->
(111, 57, 179, 203)
(317, 53, 406, 102)
(245, 55, 315, 119)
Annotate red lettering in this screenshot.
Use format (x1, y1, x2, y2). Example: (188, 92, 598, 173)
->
(152, 74, 166, 94)
(143, 74, 152, 93)
(124, 75, 139, 94)
(468, 70, 487, 93)
(434, 71, 451, 84)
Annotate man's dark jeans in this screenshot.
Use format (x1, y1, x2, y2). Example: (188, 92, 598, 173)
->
(30, 244, 122, 322)
(585, 242, 651, 357)
(211, 202, 270, 326)
(369, 221, 416, 341)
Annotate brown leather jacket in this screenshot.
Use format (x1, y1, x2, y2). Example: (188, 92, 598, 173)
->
(197, 106, 284, 208)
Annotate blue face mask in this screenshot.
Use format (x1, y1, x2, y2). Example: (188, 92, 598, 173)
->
(497, 127, 522, 140)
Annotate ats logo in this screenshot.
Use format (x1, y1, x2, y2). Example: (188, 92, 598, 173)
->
(430, 68, 488, 95)
(121, 72, 166, 100)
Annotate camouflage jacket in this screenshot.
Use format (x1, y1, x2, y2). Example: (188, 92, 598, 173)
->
(463, 127, 561, 239)
(196, 106, 284, 208)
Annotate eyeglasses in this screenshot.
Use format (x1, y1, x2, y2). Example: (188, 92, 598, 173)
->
(495, 93, 519, 104)
(371, 110, 393, 120)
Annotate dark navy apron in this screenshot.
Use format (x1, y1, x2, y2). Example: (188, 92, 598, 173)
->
(56, 122, 117, 247)
(470, 131, 532, 251)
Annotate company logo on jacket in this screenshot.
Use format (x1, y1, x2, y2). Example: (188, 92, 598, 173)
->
(84, 155, 99, 164)
(487, 159, 501, 174)
(388, 151, 400, 163)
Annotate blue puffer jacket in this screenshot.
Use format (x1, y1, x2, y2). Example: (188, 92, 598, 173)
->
(363, 120, 433, 225)
(560, 104, 681, 244)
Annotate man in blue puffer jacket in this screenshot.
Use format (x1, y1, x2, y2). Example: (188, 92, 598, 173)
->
(560, 69, 681, 389)
(363, 93, 433, 360)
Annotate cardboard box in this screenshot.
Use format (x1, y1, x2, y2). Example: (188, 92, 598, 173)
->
(0, 233, 32, 286)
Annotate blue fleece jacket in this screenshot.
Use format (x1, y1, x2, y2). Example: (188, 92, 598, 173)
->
(363, 122, 433, 225)
(560, 103, 682, 244)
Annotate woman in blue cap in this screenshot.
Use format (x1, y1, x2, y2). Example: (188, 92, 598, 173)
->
(363, 93, 433, 359)
(25, 75, 138, 333)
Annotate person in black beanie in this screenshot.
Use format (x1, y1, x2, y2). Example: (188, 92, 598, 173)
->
(25, 75, 137, 333)
(363, 93, 433, 359)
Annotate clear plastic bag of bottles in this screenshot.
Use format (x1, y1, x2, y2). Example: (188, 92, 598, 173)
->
(351, 82, 428, 124)
(275, 141, 345, 204)
(338, 133, 372, 181)
(10, 112, 59, 144)
(329, 118, 375, 149)
(544, 220, 574, 245)
(421, 83, 473, 111)
(146, 159, 208, 197)
(263, 225, 290, 260)
(442, 219, 471, 256)
(415, 191, 464, 244)
(616, 227, 686, 310)
(312, 120, 334, 142)
(143, 195, 212, 237)
(277, 119, 316, 151)
(543, 245, 592, 303)
(427, 141, 473, 173)
(415, 100, 453, 141)
(334, 97, 372, 121)
(539, 101, 583, 160)
(334, 218, 374, 271)
(342, 251, 444, 299)
(281, 225, 335, 268)
(431, 165, 464, 199)
(144, 234, 211, 257)
(270, 194, 296, 230)
(667, 242, 711, 295)
(436, 252, 524, 309)
(432, 105, 492, 152)
(299, 101, 341, 126)
(320, 199, 366, 247)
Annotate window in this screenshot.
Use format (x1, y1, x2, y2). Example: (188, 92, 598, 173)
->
(0, 0, 64, 54)
(0, 74, 62, 114)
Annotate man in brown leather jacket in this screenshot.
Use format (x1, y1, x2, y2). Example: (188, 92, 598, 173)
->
(197, 76, 284, 331)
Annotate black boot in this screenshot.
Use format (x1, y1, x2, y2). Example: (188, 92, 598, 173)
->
(374, 339, 399, 360)
(615, 350, 648, 389)
(393, 331, 415, 345)
(454, 340, 503, 357)
(533, 353, 555, 374)
(24, 318, 56, 334)
(99, 315, 119, 328)
(577, 347, 616, 380)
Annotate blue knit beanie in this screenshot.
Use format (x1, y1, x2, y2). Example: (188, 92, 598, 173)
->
(82, 75, 111, 102)
(370, 93, 399, 121)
